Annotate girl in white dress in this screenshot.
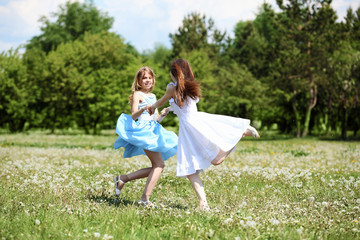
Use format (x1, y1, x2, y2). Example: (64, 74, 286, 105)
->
(150, 59, 259, 210)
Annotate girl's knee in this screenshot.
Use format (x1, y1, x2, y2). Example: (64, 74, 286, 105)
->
(154, 161, 165, 169)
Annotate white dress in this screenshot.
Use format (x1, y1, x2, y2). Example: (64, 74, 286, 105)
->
(168, 83, 250, 177)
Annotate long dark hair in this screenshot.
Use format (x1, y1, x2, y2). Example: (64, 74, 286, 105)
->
(170, 59, 201, 107)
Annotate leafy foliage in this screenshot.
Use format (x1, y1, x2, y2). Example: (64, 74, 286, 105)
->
(1, 1, 359, 138)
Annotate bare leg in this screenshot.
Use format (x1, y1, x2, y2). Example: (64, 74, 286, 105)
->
(211, 126, 259, 166)
(140, 150, 165, 202)
(115, 167, 152, 191)
(187, 172, 209, 210)
(211, 147, 235, 166)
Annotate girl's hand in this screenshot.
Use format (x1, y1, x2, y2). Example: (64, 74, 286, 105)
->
(160, 107, 170, 117)
(149, 105, 156, 115)
(144, 105, 152, 114)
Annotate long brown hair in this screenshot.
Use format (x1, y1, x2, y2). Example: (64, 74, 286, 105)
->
(170, 59, 201, 107)
(128, 66, 155, 103)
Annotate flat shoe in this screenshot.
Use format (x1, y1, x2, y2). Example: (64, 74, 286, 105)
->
(114, 175, 125, 197)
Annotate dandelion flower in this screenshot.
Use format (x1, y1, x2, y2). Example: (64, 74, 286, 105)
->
(224, 218, 233, 224)
(247, 220, 257, 228)
(208, 229, 214, 238)
(102, 234, 113, 240)
(270, 219, 280, 225)
(35, 219, 40, 225)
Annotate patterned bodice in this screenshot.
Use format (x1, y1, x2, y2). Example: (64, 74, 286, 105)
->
(138, 91, 157, 121)
(138, 92, 156, 113)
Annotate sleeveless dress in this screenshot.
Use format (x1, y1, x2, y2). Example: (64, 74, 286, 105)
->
(114, 91, 177, 160)
(167, 82, 250, 177)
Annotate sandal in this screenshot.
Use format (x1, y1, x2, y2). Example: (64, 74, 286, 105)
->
(114, 175, 125, 197)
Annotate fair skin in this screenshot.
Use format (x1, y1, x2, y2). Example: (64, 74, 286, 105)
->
(150, 72, 256, 209)
(116, 71, 168, 202)
(150, 75, 176, 111)
(151, 73, 254, 165)
(187, 172, 209, 210)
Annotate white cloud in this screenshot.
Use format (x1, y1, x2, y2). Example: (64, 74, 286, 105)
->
(332, 0, 360, 21)
(0, 0, 83, 52)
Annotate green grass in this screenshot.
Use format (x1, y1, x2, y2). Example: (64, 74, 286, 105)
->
(0, 132, 359, 239)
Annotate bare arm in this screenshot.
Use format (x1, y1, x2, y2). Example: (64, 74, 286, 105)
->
(150, 84, 175, 114)
(131, 91, 148, 120)
(156, 107, 170, 122)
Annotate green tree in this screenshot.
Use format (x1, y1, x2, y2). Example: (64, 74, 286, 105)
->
(0, 49, 29, 132)
(169, 12, 227, 59)
(336, 6, 360, 138)
(40, 32, 137, 134)
(26, 0, 113, 53)
(268, 0, 338, 137)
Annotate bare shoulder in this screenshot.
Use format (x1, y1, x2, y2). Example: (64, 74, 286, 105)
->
(132, 91, 143, 101)
(133, 91, 143, 97)
(166, 83, 176, 93)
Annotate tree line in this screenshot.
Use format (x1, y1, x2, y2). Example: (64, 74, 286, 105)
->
(0, 0, 359, 138)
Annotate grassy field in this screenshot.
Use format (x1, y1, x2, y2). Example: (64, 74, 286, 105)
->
(0, 131, 359, 239)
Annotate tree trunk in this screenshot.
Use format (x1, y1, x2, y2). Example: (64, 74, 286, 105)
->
(292, 90, 301, 137)
(341, 106, 348, 140)
(302, 40, 317, 137)
(326, 90, 333, 134)
(92, 116, 100, 135)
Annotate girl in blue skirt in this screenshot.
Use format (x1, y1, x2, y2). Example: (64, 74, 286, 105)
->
(113, 66, 177, 206)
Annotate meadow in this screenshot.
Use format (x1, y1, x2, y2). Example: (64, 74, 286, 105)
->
(0, 131, 359, 239)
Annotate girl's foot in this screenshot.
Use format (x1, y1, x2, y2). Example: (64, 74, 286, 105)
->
(138, 200, 157, 208)
(114, 175, 125, 197)
(246, 126, 260, 138)
(196, 202, 210, 211)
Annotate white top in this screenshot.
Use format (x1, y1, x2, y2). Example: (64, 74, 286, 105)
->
(168, 82, 250, 177)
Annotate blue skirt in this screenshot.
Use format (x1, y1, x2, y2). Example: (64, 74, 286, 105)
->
(114, 114, 178, 160)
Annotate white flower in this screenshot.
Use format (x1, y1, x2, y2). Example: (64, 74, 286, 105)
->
(247, 220, 257, 228)
(35, 219, 40, 225)
(296, 229, 302, 235)
(208, 229, 214, 238)
(83, 229, 88, 233)
(270, 219, 280, 225)
(224, 218, 233, 224)
(240, 201, 247, 208)
(102, 234, 113, 240)
(94, 232, 101, 238)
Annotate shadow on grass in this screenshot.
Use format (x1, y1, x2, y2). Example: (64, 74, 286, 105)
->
(87, 194, 188, 210)
(88, 194, 135, 207)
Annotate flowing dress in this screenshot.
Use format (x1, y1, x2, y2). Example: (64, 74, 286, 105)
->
(168, 83, 250, 177)
(114, 91, 177, 160)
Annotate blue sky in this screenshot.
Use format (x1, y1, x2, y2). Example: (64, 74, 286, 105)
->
(0, 0, 359, 53)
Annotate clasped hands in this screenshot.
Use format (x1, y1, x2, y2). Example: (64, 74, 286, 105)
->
(144, 105, 169, 117)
